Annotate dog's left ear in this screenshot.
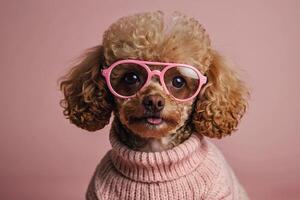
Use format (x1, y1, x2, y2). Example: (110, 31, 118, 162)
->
(192, 50, 250, 138)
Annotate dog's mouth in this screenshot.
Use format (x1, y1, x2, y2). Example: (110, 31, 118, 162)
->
(125, 112, 180, 138)
(145, 117, 163, 125)
(129, 113, 176, 127)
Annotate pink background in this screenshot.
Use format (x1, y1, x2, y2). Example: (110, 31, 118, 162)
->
(0, 0, 299, 199)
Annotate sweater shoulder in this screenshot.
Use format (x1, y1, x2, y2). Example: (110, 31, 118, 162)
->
(93, 150, 114, 177)
(200, 139, 248, 199)
(204, 139, 229, 166)
(86, 150, 113, 200)
(194, 140, 232, 189)
(199, 139, 228, 171)
(203, 139, 240, 181)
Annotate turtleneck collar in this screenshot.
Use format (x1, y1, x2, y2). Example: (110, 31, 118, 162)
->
(109, 122, 209, 183)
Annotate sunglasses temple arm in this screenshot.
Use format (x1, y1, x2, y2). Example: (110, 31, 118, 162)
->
(101, 67, 108, 76)
(203, 76, 208, 84)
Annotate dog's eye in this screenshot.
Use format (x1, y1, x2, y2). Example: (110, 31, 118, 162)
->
(172, 76, 186, 88)
(123, 72, 140, 85)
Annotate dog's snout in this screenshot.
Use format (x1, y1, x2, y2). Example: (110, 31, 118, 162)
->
(142, 94, 165, 112)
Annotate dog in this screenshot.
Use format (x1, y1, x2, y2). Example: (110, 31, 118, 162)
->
(59, 11, 249, 200)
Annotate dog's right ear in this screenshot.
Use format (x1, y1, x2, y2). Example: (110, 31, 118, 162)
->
(58, 45, 114, 131)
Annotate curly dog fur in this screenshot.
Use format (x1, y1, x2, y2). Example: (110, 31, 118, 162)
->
(59, 11, 249, 151)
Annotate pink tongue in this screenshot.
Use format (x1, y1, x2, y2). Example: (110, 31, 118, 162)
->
(147, 117, 162, 125)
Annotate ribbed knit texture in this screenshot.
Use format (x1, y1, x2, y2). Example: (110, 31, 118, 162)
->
(86, 125, 249, 200)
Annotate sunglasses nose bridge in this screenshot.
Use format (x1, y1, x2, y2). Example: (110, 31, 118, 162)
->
(150, 70, 161, 77)
(148, 70, 163, 83)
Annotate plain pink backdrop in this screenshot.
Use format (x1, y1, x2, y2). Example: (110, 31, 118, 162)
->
(0, 0, 299, 199)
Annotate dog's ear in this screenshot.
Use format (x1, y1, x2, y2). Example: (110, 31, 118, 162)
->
(192, 50, 249, 138)
(58, 45, 113, 131)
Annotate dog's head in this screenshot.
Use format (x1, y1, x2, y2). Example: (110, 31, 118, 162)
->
(59, 11, 249, 139)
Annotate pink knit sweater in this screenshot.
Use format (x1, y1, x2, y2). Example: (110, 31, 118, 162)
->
(86, 127, 248, 200)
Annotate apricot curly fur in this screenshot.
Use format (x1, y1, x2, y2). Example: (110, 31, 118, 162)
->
(58, 11, 249, 138)
(193, 50, 250, 138)
(59, 46, 114, 131)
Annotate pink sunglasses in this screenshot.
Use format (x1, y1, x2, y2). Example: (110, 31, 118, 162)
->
(101, 59, 207, 102)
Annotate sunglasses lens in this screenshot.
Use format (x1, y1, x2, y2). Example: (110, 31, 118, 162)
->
(164, 66, 200, 100)
(110, 63, 148, 96)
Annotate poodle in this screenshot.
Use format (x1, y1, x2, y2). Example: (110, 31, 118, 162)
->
(59, 11, 249, 200)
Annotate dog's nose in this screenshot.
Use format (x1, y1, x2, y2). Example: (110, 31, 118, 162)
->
(142, 94, 165, 112)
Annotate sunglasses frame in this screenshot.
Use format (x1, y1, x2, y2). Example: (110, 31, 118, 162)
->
(101, 59, 207, 102)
